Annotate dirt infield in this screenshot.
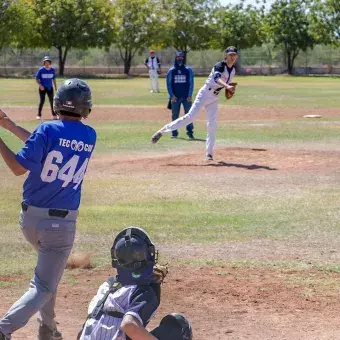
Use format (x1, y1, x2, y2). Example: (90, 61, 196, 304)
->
(1, 265, 340, 340)
(2, 105, 339, 122)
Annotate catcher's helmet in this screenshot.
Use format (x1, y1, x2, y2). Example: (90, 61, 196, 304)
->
(53, 78, 92, 118)
(151, 313, 193, 340)
(43, 56, 52, 63)
(111, 227, 156, 284)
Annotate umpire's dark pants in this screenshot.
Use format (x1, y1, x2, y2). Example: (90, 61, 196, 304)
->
(171, 97, 193, 137)
(38, 88, 55, 117)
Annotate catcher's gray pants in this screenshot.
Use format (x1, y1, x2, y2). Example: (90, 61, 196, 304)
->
(0, 205, 77, 339)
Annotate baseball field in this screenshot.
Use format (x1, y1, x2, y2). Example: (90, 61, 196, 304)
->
(0, 76, 340, 339)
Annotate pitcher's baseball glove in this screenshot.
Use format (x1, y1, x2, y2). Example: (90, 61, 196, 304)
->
(225, 82, 237, 100)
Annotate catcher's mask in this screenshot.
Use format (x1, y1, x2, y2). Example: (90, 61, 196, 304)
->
(53, 78, 92, 118)
(111, 227, 157, 284)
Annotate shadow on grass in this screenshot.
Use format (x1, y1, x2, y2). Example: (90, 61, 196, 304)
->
(176, 137, 206, 142)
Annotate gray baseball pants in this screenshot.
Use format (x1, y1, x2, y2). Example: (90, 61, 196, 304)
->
(0, 205, 77, 339)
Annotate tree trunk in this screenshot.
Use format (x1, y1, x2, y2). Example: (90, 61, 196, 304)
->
(124, 57, 132, 75)
(57, 46, 64, 76)
(123, 48, 133, 75)
(286, 50, 293, 75)
(56, 46, 69, 76)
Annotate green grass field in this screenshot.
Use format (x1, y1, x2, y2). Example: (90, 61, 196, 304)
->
(1, 76, 340, 107)
(0, 75, 340, 287)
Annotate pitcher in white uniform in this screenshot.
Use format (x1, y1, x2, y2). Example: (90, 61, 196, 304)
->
(144, 50, 161, 93)
(151, 46, 238, 161)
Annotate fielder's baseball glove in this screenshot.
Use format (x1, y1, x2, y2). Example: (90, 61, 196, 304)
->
(152, 264, 169, 284)
(225, 82, 237, 100)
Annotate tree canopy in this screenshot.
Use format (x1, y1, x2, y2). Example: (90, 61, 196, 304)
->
(263, 0, 316, 74)
(32, 0, 115, 75)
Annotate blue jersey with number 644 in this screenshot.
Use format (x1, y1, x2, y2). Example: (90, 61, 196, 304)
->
(16, 121, 96, 210)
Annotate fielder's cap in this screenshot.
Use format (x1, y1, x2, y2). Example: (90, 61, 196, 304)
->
(176, 51, 185, 58)
(225, 46, 238, 55)
(43, 56, 52, 63)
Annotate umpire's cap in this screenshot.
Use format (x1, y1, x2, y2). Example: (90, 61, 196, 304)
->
(225, 46, 238, 55)
(53, 79, 92, 118)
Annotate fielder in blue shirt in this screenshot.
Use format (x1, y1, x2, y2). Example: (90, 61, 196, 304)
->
(0, 79, 96, 340)
(35, 56, 57, 120)
(166, 52, 194, 139)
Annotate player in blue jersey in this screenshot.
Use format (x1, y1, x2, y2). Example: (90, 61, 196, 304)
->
(166, 52, 195, 140)
(36, 56, 57, 120)
(0, 78, 96, 340)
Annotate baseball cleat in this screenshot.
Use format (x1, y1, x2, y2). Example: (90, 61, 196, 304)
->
(38, 324, 63, 340)
(187, 133, 194, 139)
(36, 115, 42, 120)
(151, 132, 162, 144)
(171, 135, 178, 139)
(206, 154, 213, 161)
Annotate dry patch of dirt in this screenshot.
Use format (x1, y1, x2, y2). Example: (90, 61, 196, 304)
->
(2, 105, 339, 122)
(89, 147, 340, 176)
(1, 265, 340, 340)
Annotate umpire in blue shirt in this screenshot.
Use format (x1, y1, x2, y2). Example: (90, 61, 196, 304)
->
(35, 56, 57, 120)
(166, 52, 194, 139)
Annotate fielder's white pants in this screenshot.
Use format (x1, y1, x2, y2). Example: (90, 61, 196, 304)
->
(160, 85, 219, 156)
(149, 69, 160, 92)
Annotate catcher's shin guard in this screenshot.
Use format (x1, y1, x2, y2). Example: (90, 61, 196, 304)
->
(150, 313, 193, 340)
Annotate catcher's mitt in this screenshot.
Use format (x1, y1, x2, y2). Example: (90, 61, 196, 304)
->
(225, 82, 237, 100)
(152, 264, 168, 284)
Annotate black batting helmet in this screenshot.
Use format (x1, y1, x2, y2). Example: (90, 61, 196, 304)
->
(53, 78, 92, 118)
(151, 313, 193, 340)
(111, 227, 156, 284)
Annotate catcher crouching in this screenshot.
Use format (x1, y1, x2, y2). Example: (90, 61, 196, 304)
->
(77, 227, 192, 340)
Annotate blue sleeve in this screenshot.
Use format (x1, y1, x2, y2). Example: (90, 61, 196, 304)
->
(126, 285, 160, 326)
(213, 62, 225, 83)
(52, 68, 56, 79)
(35, 68, 41, 80)
(15, 125, 47, 173)
(188, 68, 194, 97)
(166, 69, 174, 97)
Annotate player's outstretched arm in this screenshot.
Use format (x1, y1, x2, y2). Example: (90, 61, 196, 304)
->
(121, 315, 158, 340)
(0, 109, 31, 142)
(216, 78, 235, 92)
(0, 138, 27, 176)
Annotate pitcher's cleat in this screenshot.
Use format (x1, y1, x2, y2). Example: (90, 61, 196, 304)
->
(151, 132, 163, 144)
(206, 154, 213, 161)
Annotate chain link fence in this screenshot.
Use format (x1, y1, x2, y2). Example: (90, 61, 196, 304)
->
(0, 45, 339, 76)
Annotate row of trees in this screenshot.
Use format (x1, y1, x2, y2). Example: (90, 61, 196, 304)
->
(1, 0, 339, 75)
